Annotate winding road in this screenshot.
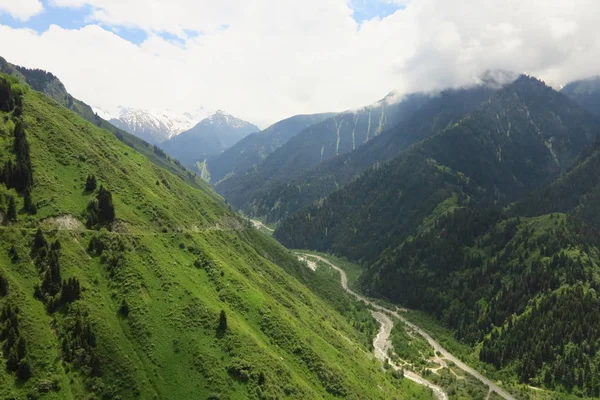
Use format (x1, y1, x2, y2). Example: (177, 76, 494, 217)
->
(249, 219, 274, 233)
(299, 253, 515, 400)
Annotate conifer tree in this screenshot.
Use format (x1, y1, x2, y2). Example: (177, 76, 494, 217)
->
(218, 310, 228, 335)
(6, 196, 16, 222)
(85, 175, 97, 192)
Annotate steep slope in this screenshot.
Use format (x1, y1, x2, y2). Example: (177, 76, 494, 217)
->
(0, 56, 207, 192)
(207, 112, 335, 183)
(561, 76, 600, 115)
(512, 140, 600, 227)
(106, 107, 208, 144)
(161, 111, 259, 167)
(367, 209, 600, 397)
(273, 76, 600, 398)
(215, 92, 431, 211)
(245, 86, 495, 223)
(275, 75, 598, 261)
(0, 75, 433, 399)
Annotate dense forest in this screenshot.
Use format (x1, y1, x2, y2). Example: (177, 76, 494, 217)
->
(215, 92, 431, 213)
(275, 76, 598, 260)
(272, 75, 600, 396)
(240, 85, 495, 223)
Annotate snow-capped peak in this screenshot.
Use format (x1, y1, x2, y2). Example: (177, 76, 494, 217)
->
(92, 106, 116, 121)
(201, 110, 253, 129)
(92, 105, 214, 144)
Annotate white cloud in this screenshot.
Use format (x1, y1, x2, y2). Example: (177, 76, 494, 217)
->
(2, 0, 600, 126)
(0, 0, 43, 21)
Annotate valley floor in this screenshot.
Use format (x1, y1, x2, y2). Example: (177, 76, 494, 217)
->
(297, 253, 516, 400)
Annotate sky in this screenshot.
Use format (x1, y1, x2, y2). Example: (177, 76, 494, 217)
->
(0, 0, 599, 127)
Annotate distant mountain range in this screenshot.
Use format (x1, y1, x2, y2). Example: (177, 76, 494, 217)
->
(92, 106, 210, 145)
(206, 112, 336, 183)
(215, 91, 432, 213)
(160, 110, 260, 169)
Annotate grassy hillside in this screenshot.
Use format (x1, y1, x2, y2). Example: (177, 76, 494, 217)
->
(0, 75, 434, 399)
(0, 56, 209, 193)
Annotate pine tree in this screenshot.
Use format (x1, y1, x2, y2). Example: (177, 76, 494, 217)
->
(6, 196, 16, 222)
(0, 274, 7, 296)
(218, 310, 228, 335)
(85, 175, 97, 192)
(0, 77, 14, 112)
(96, 186, 115, 225)
(15, 359, 31, 380)
(23, 191, 36, 214)
(118, 299, 129, 317)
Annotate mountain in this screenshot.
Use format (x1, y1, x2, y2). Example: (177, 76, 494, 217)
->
(95, 107, 209, 145)
(273, 75, 600, 396)
(275, 75, 596, 260)
(512, 139, 600, 227)
(215, 92, 431, 213)
(240, 85, 496, 223)
(561, 76, 600, 115)
(161, 110, 259, 168)
(207, 112, 336, 184)
(0, 73, 435, 399)
(0, 56, 207, 191)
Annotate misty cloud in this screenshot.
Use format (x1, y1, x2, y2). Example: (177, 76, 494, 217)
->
(1, 0, 599, 126)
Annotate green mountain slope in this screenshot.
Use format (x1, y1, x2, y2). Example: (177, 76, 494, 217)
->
(272, 75, 600, 397)
(215, 92, 431, 212)
(207, 112, 335, 184)
(512, 141, 600, 228)
(0, 75, 433, 399)
(243, 86, 495, 223)
(368, 209, 600, 397)
(0, 56, 207, 192)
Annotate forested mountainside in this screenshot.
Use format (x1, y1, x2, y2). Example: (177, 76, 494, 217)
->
(276, 75, 597, 261)
(512, 140, 600, 228)
(215, 92, 431, 210)
(0, 74, 433, 399)
(207, 112, 335, 184)
(161, 111, 259, 168)
(240, 85, 496, 223)
(368, 210, 600, 397)
(272, 75, 600, 397)
(0, 56, 207, 192)
(562, 76, 600, 115)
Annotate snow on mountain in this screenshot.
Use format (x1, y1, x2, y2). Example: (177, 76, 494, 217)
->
(92, 105, 212, 144)
(199, 110, 256, 129)
(92, 106, 115, 121)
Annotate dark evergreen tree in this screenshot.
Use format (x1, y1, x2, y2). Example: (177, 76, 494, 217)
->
(97, 186, 115, 226)
(15, 359, 31, 381)
(6, 196, 16, 222)
(118, 299, 129, 317)
(60, 277, 81, 304)
(11, 121, 33, 193)
(0, 77, 14, 112)
(23, 191, 36, 214)
(0, 274, 7, 297)
(31, 228, 48, 256)
(85, 174, 97, 192)
(218, 310, 228, 335)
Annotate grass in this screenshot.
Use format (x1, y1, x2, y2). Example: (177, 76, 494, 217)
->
(0, 79, 435, 399)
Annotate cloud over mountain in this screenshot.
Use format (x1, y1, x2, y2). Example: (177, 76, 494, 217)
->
(1, 0, 598, 125)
